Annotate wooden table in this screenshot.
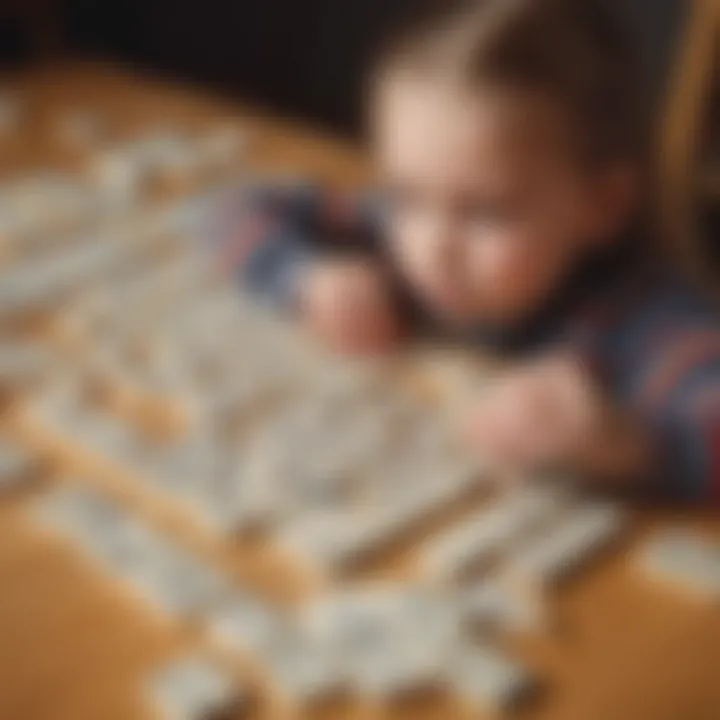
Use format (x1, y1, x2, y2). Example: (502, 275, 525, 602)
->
(0, 62, 719, 720)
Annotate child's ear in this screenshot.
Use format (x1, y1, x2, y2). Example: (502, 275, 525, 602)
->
(586, 161, 639, 245)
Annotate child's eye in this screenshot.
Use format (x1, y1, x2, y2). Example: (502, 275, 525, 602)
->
(461, 200, 517, 226)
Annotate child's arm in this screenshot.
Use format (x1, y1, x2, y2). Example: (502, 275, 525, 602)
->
(461, 354, 652, 488)
(205, 180, 403, 353)
(462, 344, 720, 504)
(632, 332, 720, 504)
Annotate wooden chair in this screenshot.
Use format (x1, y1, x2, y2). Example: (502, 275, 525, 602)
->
(657, 0, 720, 285)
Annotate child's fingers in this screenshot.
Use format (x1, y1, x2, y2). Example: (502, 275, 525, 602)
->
(463, 378, 578, 469)
(463, 395, 532, 465)
(308, 280, 401, 355)
(323, 319, 399, 356)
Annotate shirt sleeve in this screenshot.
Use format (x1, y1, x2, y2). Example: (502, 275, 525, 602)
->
(204, 179, 383, 311)
(634, 330, 720, 504)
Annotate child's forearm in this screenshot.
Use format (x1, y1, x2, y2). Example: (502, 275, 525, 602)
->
(241, 229, 318, 311)
(206, 182, 318, 310)
(205, 180, 383, 311)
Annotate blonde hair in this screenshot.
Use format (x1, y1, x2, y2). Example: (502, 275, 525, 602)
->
(372, 0, 642, 169)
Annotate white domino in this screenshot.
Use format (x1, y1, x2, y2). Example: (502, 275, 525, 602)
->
(90, 149, 146, 209)
(259, 631, 347, 706)
(120, 539, 229, 618)
(207, 593, 289, 657)
(84, 512, 160, 568)
(74, 412, 138, 460)
(0, 342, 51, 387)
(302, 585, 457, 652)
(391, 587, 462, 649)
(637, 529, 720, 600)
(149, 655, 247, 720)
(301, 589, 395, 651)
(1, 173, 96, 244)
(505, 502, 627, 588)
(197, 472, 284, 536)
(344, 459, 486, 557)
(420, 485, 568, 583)
(150, 440, 284, 535)
(38, 397, 145, 467)
(302, 584, 459, 700)
(458, 581, 544, 634)
(348, 638, 448, 700)
(275, 511, 367, 573)
(130, 131, 187, 165)
(276, 459, 484, 574)
(31, 487, 228, 618)
(450, 643, 535, 713)
(31, 486, 124, 543)
(0, 235, 123, 313)
(0, 442, 34, 490)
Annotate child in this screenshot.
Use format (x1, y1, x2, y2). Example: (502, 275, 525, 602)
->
(209, 0, 720, 504)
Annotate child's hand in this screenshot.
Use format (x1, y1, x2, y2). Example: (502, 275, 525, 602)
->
(301, 257, 402, 355)
(462, 355, 649, 482)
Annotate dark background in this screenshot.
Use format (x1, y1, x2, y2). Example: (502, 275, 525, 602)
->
(0, 0, 689, 138)
(3, 1, 717, 266)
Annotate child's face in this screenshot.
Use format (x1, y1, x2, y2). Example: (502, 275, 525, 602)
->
(372, 76, 628, 326)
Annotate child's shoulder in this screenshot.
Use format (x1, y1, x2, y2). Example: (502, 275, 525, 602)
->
(605, 265, 720, 399)
(618, 267, 719, 338)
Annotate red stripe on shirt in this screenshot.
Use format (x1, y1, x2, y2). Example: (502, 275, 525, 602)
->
(711, 425, 720, 503)
(688, 384, 720, 420)
(637, 331, 720, 413)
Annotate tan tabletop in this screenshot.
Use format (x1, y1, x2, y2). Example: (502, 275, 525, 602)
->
(0, 62, 718, 720)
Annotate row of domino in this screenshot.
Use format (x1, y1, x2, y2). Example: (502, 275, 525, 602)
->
(1, 435, 716, 720)
(26, 483, 535, 717)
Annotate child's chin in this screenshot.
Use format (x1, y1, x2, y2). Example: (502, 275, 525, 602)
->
(425, 297, 481, 327)
(419, 286, 523, 327)
(427, 297, 524, 329)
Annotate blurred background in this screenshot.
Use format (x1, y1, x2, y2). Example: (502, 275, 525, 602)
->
(0, 0, 717, 260)
(0, 0, 698, 133)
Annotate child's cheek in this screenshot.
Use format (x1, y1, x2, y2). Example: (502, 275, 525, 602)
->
(467, 232, 529, 290)
(387, 216, 443, 287)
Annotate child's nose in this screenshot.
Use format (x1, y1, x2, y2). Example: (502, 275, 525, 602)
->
(423, 214, 458, 271)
